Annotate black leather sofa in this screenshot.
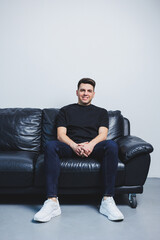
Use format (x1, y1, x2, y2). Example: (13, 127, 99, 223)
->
(0, 108, 153, 207)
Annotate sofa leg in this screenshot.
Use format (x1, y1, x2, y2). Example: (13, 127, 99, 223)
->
(128, 193, 137, 208)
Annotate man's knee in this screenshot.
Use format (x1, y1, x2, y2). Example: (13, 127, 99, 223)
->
(104, 140, 118, 153)
(45, 140, 58, 153)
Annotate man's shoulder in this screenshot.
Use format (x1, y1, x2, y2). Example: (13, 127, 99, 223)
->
(91, 104, 108, 113)
(60, 103, 77, 111)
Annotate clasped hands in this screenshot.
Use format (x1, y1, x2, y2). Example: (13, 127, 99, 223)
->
(74, 142, 94, 158)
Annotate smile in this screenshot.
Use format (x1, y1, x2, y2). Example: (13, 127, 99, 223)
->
(82, 97, 88, 100)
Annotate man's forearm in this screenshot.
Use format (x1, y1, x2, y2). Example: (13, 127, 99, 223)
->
(89, 126, 108, 149)
(57, 133, 76, 149)
(89, 133, 107, 148)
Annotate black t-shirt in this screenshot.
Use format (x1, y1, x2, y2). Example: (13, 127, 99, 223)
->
(56, 103, 109, 143)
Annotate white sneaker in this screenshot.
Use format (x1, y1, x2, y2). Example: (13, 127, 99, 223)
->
(99, 197, 124, 221)
(34, 199, 61, 222)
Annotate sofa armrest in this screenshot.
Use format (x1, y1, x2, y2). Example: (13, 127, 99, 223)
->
(115, 135, 154, 163)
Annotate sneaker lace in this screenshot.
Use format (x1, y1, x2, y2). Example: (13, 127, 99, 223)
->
(41, 200, 57, 212)
(104, 197, 119, 211)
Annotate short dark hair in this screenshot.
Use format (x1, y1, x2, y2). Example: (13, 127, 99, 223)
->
(77, 78, 96, 90)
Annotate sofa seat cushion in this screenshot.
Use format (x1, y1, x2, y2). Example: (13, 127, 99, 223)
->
(0, 151, 38, 187)
(34, 154, 125, 188)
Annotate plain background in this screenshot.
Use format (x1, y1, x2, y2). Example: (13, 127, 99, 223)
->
(0, 0, 159, 177)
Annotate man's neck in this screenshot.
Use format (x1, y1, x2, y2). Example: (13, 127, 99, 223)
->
(77, 102, 92, 106)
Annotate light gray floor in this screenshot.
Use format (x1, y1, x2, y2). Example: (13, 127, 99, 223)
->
(0, 178, 160, 240)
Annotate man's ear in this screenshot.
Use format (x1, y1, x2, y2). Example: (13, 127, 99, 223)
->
(76, 90, 78, 96)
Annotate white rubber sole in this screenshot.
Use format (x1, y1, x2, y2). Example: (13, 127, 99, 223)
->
(34, 207, 61, 223)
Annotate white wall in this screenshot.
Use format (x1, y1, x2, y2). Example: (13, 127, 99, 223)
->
(0, 0, 159, 177)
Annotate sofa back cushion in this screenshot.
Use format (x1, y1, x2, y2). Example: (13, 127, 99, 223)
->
(0, 108, 42, 152)
(107, 110, 124, 140)
(42, 109, 124, 150)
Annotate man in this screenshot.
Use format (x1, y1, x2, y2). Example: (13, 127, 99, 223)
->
(34, 78, 124, 222)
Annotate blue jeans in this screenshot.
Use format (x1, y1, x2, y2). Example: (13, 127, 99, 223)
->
(44, 140, 118, 198)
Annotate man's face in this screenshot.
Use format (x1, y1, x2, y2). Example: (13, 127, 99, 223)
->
(76, 83, 95, 106)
